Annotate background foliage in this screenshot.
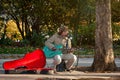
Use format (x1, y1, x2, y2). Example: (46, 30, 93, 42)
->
(0, 0, 120, 49)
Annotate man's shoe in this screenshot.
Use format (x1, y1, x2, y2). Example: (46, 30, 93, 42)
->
(66, 69, 72, 72)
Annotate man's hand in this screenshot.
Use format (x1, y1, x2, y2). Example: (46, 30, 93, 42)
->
(51, 47, 56, 51)
(67, 48, 75, 53)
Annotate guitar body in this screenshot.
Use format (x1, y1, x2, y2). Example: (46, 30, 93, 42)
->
(43, 45, 63, 58)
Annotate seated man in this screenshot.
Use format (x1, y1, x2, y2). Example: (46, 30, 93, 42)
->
(43, 25, 77, 73)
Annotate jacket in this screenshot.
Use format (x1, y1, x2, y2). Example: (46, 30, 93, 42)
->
(43, 33, 71, 58)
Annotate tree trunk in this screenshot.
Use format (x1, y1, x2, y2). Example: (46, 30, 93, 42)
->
(92, 0, 116, 72)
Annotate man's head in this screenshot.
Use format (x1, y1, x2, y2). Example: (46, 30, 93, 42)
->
(57, 25, 69, 37)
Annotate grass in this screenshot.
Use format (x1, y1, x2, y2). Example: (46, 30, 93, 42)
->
(74, 48, 94, 55)
(114, 48, 120, 55)
(0, 46, 120, 56)
(0, 46, 36, 54)
(74, 47, 120, 56)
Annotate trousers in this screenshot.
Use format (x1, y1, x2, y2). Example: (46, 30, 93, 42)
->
(53, 53, 77, 70)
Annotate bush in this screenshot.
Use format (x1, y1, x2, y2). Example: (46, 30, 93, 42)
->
(76, 23, 95, 46)
(0, 37, 14, 46)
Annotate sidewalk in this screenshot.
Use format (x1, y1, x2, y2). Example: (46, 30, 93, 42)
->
(0, 71, 120, 80)
(1, 58, 120, 71)
(0, 58, 120, 80)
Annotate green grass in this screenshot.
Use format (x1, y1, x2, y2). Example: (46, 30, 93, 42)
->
(0, 46, 120, 56)
(114, 48, 120, 55)
(74, 48, 120, 56)
(0, 46, 36, 54)
(74, 48, 94, 55)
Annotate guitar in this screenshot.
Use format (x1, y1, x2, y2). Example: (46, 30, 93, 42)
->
(43, 45, 63, 58)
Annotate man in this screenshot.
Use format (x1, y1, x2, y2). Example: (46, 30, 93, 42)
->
(43, 25, 77, 73)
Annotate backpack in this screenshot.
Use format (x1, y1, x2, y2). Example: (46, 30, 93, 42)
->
(56, 60, 66, 72)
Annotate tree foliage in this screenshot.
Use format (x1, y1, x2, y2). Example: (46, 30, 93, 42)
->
(111, 0, 120, 22)
(0, 0, 120, 47)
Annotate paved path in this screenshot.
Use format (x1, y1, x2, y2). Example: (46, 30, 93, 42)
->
(1, 58, 120, 72)
(0, 71, 120, 80)
(0, 58, 120, 80)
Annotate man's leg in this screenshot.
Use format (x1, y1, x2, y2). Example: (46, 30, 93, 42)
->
(52, 55, 62, 72)
(62, 54, 77, 70)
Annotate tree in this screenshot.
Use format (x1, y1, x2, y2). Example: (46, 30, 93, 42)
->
(92, 0, 116, 72)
